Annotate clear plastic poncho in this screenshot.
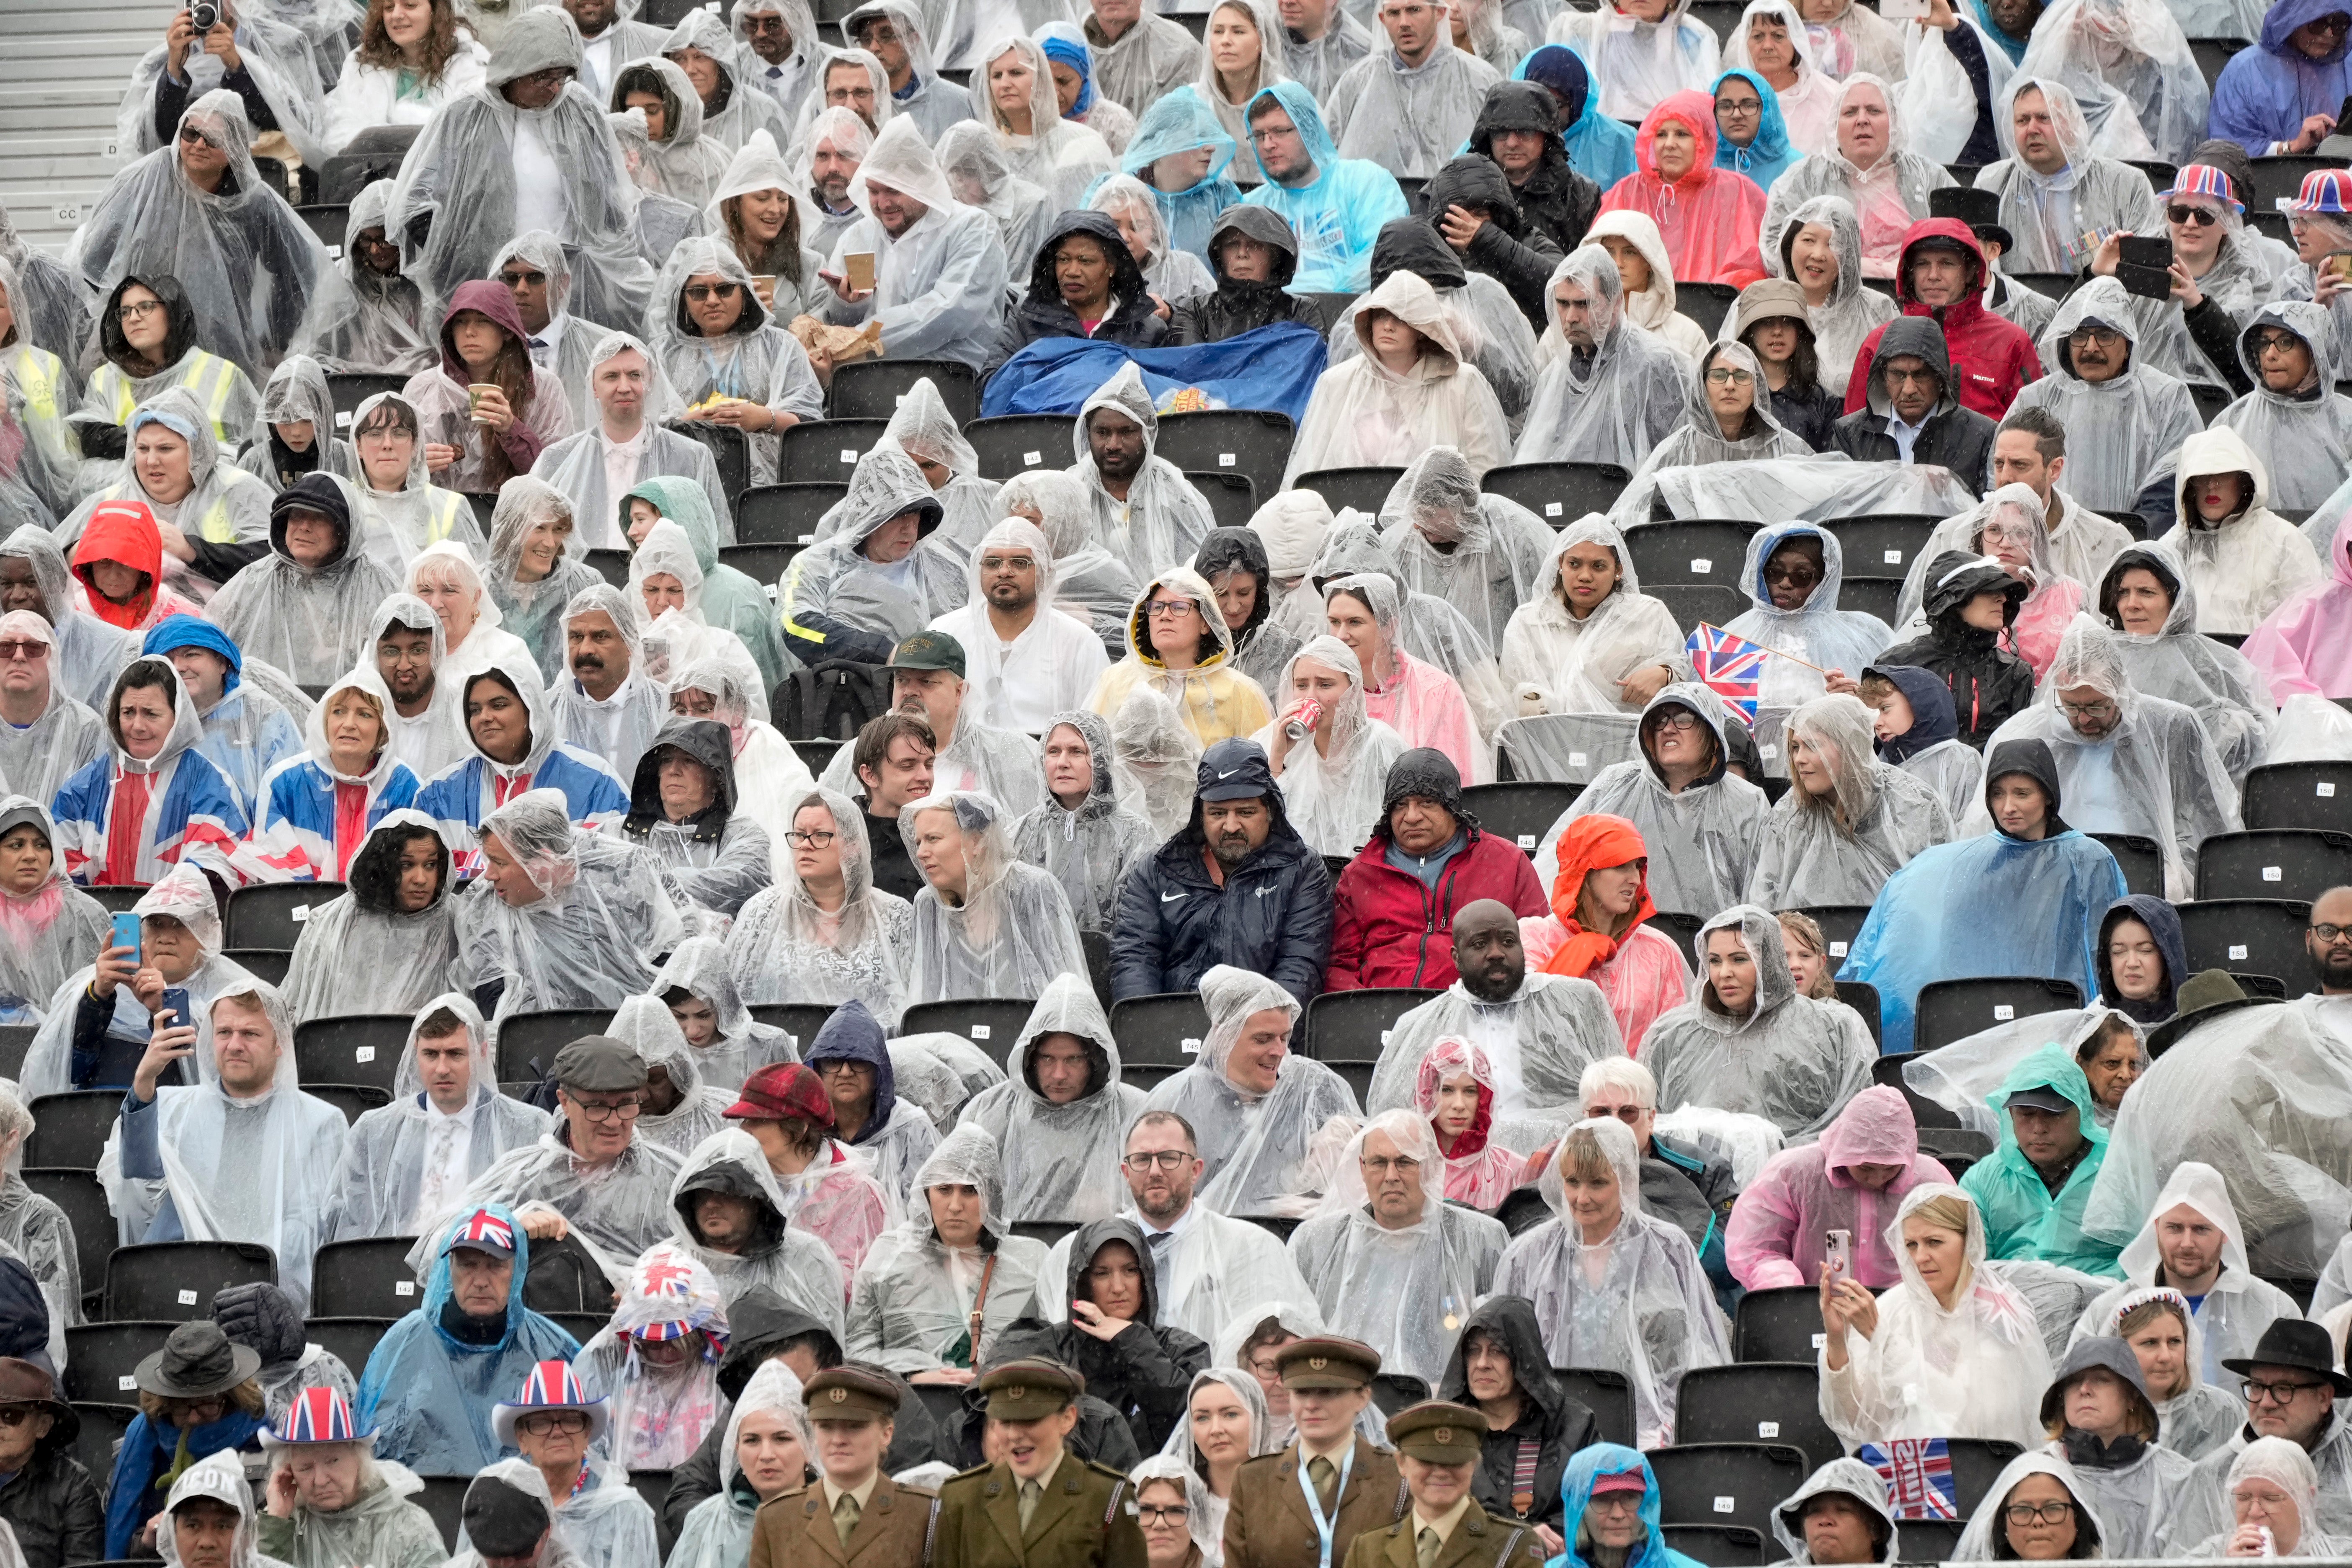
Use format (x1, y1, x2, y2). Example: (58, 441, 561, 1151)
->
(1978, 75, 2164, 273)
(449, 787, 686, 1025)
(0, 524, 137, 718)
(320, 992, 552, 1243)
(2012, 0, 2208, 163)
(0, 1085, 83, 1363)
(1112, 88, 1240, 267)
(1010, 709, 1156, 937)
(627, 523, 769, 730)
(2158, 423, 2325, 637)
(2098, 539, 2272, 780)
(957, 972, 1149, 1225)
(1106, 682, 1201, 839)
(1086, 174, 1215, 307)
(974, 34, 1114, 208)
(1759, 193, 1899, 400)
(1746, 692, 1953, 908)
(2246, 509, 2352, 701)
(1069, 363, 1217, 579)
(781, 446, 967, 660)
(846, 1122, 1051, 1372)
(571, 1242, 732, 1470)
(1137, 965, 1363, 1218)
(528, 331, 723, 552)
(435, 1462, 588, 1568)
(234, 353, 356, 496)
(98, 979, 351, 1311)
(1289, 1108, 1510, 1384)
(476, 478, 609, 681)
(154, 1450, 275, 1568)
(647, 236, 824, 491)
(1366, 971, 1625, 1138)
(665, 1359, 810, 1568)
(1375, 446, 1555, 657)
(650, 937, 798, 1090)
(0, 797, 111, 1029)
(2210, 301, 2352, 516)
(1488, 1116, 1730, 1446)
(1640, 904, 1878, 1140)
(206, 476, 405, 685)
(662, 8, 795, 153)
(663, 1126, 846, 1330)
(604, 993, 735, 1157)
(77, 91, 339, 381)
(346, 395, 489, 577)
(297, 179, 438, 377)
(2076, 1284, 2245, 1460)
(1248, 634, 1408, 857)
(1822, 1182, 2056, 1450)
(2004, 277, 2204, 518)
(1965, 613, 2241, 899)
(732, 0, 834, 122)
(1325, 12, 1503, 180)
(1625, 341, 1815, 490)
(1949, 1451, 2111, 1561)
(541, 583, 669, 785)
(1500, 517, 1692, 717)
(701, 129, 829, 329)
(1087, 563, 1274, 753)
(936, 121, 1055, 288)
(383, 9, 656, 332)
(112, 1, 334, 169)
(1513, 248, 1689, 472)
(902, 789, 1089, 1006)
(1289, 273, 1512, 485)
(810, 380, 1001, 557)
(1548, 0, 1722, 121)
(723, 786, 914, 1028)
(1723, 521, 1897, 711)
(279, 808, 462, 1021)
(1320, 569, 1496, 783)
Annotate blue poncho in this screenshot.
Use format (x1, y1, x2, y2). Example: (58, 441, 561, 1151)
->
(2206, 0, 2352, 158)
(1547, 1445, 1709, 1568)
(1960, 1041, 2125, 1276)
(1117, 87, 1243, 267)
(1238, 82, 1410, 293)
(1520, 45, 1639, 190)
(1710, 67, 1800, 191)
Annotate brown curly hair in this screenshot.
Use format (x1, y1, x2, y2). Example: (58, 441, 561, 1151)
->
(356, 0, 468, 80)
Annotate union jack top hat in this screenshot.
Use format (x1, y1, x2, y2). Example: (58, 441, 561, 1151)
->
(261, 1386, 374, 1448)
(491, 1359, 609, 1449)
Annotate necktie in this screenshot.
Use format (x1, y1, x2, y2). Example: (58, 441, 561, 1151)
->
(1417, 1525, 1442, 1568)
(832, 1490, 861, 1549)
(1019, 1478, 1042, 1531)
(1308, 1455, 1336, 1511)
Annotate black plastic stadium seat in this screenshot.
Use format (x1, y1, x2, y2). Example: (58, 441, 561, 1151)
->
(583, 548, 630, 589)
(63, 1323, 177, 1403)
(1821, 514, 1942, 580)
(2242, 764, 2352, 833)
(1649, 584, 1748, 637)
(1622, 520, 1761, 590)
(1646, 911, 1708, 954)
(295, 203, 349, 251)
(1107, 993, 1211, 1073)
(1396, 176, 1427, 213)
(1732, 1286, 1828, 1363)
(1551, 1365, 1635, 1447)
(2194, 829, 2352, 903)
(2249, 155, 2345, 211)
(1154, 410, 1297, 506)
(1676, 282, 1739, 339)
(493, 1009, 616, 1088)
(1664, 1525, 1769, 1566)
(82, 886, 148, 915)
(1482, 461, 1635, 524)
(309, 1236, 426, 1319)
(2188, 34, 2249, 92)
(735, 482, 847, 546)
(1458, 782, 1584, 858)
(1293, 466, 1406, 516)
(1010, 1220, 1075, 1248)
(895, 998, 1037, 1051)
(293, 1015, 411, 1096)
(411, 1474, 471, 1550)
(104, 1241, 276, 1322)
(1835, 981, 1882, 1045)
(69, 1401, 138, 1495)
(305, 1316, 397, 1378)
(777, 420, 890, 485)
(1493, 713, 1643, 785)
(1644, 1444, 1810, 1534)
(1946, 1438, 2028, 1513)
(824, 358, 979, 423)
(1676, 1363, 1843, 1470)
(964, 415, 1076, 481)
(0, 1024, 35, 1080)
(224, 948, 292, 986)
(2191, 382, 2235, 426)
(1839, 578, 1901, 626)
(25, 1093, 125, 1170)
(1797, 905, 1872, 963)
(324, 373, 408, 434)
(1870, 1053, 1962, 1130)
(309, 1084, 389, 1124)
(718, 543, 802, 591)
(1300, 988, 1438, 1064)
(2006, 272, 2078, 301)
(1082, 931, 1114, 1013)
(1912, 977, 2082, 1052)
(2089, 833, 2165, 896)
(21, 1167, 111, 1297)
(1898, 1519, 1967, 1557)
(1185, 471, 1256, 531)
(2175, 898, 2316, 997)
(666, 423, 749, 511)
(747, 1005, 833, 1055)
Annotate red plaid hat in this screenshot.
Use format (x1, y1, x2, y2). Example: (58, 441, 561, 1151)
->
(722, 1062, 836, 1127)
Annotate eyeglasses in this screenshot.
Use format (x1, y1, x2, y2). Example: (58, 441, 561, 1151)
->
(1716, 96, 1762, 115)
(2166, 204, 2221, 227)
(116, 300, 165, 322)
(2002, 1501, 2076, 1526)
(1704, 366, 1756, 386)
(2251, 330, 2306, 355)
(2058, 698, 2117, 720)
(783, 829, 836, 847)
(1139, 1504, 1190, 1524)
(565, 1094, 642, 1122)
(2244, 1378, 2329, 1404)
(2311, 923, 2352, 944)
(1882, 364, 1942, 387)
(0, 642, 47, 661)
(517, 1411, 591, 1435)
(1122, 1150, 1193, 1170)
(2068, 327, 2124, 348)
(814, 1059, 867, 1075)
(1360, 1155, 1422, 1174)
(685, 283, 741, 303)
(1145, 599, 1199, 619)
(1648, 711, 1702, 732)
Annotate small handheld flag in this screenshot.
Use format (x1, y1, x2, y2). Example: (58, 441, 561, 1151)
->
(1858, 1438, 1961, 1520)
(1686, 623, 1773, 722)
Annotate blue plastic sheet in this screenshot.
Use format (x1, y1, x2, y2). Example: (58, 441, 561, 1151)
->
(980, 322, 1329, 427)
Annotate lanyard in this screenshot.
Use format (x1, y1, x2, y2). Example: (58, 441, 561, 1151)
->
(1296, 1442, 1356, 1568)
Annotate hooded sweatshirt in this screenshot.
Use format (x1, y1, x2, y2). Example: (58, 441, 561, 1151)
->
(1844, 219, 2040, 420)
(1029, 1218, 1210, 1452)
(1421, 155, 1567, 330)
(1868, 660, 1984, 824)
(1468, 80, 1603, 260)
(1170, 205, 1326, 346)
(1434, 1294, 1600, 1531)
(1828, 315, 1999, 493)
(2096, 892, 2187, 1024)
(1877, 551, 2034, 748)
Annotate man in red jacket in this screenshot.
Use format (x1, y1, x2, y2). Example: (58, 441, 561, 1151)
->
(1325, 749, 1546, 991)
(1845, 218, 2040, 421)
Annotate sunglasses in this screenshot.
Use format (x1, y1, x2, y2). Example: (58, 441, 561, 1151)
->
(684, 283, 741, 302)
(2166, 204, 2221, 227)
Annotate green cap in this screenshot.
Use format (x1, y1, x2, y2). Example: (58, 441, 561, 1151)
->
(1385, 1401, 1487, 1464)
(888, 630, 966, 678)
(978, 1357, 1081, 1421)
(1276, 1336, 1381, 1391)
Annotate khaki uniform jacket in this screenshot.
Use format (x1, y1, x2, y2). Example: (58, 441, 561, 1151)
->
(933, 1452, 1151, 1568)
(1340, 1501, 1552, 1568)
(748, 1473, 943, 1567)
(1223, 1439, 1409, 1568)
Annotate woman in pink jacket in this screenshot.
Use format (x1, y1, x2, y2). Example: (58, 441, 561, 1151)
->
(1724, 1085, 1952, 1289)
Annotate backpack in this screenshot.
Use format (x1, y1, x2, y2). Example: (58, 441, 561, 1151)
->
(774, 660, 894, 740)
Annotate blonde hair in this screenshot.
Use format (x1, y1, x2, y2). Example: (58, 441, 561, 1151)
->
(1557, 1125, 1616, 1185)
(1775, 910, 1839, 999)
(1905, 1193, 1972, 1239)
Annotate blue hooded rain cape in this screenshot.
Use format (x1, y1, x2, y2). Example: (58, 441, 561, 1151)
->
(1519, 46, 1639, 190)
(1548, 1445, 1707, 1568)
(1237, 81, 1411, 293)
(2207, 0, 2352, 158)
(1110, 87, 1243, 266)
(2096, 892, 2187, 1024)
(1710, 67, 1800, 191)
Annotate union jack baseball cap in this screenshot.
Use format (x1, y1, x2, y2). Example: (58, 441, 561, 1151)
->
(442, 1206, 517, 1258)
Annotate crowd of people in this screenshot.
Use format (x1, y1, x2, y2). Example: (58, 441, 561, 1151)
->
(4, 0, 2352, 1560)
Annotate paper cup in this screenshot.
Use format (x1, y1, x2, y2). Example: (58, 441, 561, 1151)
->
(468, 383, 498, 424)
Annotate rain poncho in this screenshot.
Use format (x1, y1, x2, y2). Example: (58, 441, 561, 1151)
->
(1594, 92, 1769, 287)
(2185, 1436, 2352, 1558)
(1958, 1040, 2122, 1275)
(1237, 82, 1411, 294)
(2159, 423, 2323, 637)
(344, 395, 487, 576)
(903, 790, 1088, 1005)
(2247, 508, 2352, 699)
(477, 478, 612, 683)
(1411, 1037, 1537, 1209)
(1527, 682, 1772, 919)
(206, 478, 403, 686)
(0, 799, 110, 1028)
(1001, 467, 1132, 649)
(0, 635, 107, 817)
(148, 1450, 282, 1568)
(1625, 341, 1816, 491)
(1137, 965, 1362, 1218)
(2097, 540, 2272, 779)
(724, 786, 914, 1027)
(1106, 681, 1201, 837)
(2207, 0, 2352, 155)
(1326, 26, 1502, 181)
(1187, 0, 1288, 185)
(1549, 0, 1722, 121)
(1724, 522, 1897, 711)
(274, 808, 458, 1021)
(1068, 364, 1218, 578)
(569, 1243, 732, 1470)
(929, 524, 1111, 735)
(1249, 635, 1408, 856)
(1323, 572, 1493, 784)
(1515, 813, 1691, 1052)
(102, 980, 350, 1310)
(1746, 692, 1952, 907)
(1488, 515, 1688, 724)
(1762, 194, 1899, 400)
(383, 10, 656, 333)
(1710, 66, 1804, 189)
(1838, 742, 2126, 1054)
(2078, 1284, 2245, 1459)
(647, 237, 824, 491)
(602, 994, 734, 1158)
(1821, 1181, 2056, 1449)
(972, 34, 1114, 207)
(1967, 614, 2240, 899)
(1010, 710, 1154, 936)
(2211, 302, 2352, 516)
(663, 7, 796, 152)
(651, 938, 797, 1088)
(1086, 173, 1215, 307)
(811, 117, 1010, 374)
(1114, 88, 1240, 266)
(664, 1126, 847, 1331)
(298, 179, 438, 376)
(449, 787, 685, 1027)
(1759, 76, 1955, 281)
(234, 354, 358, 497)
(665, 1359, 810, 1568)
(49, 656, 250, 887)
(1975, 75, 2164, 273)
(846, 1122, 1051, 1371)
(1489, 1117, 1729, 1447)
(60, 389, 275, 603)
(1193, 524, 1301, 696)
(1640, 905, 1878, 1140)
(73, 90, 336, 381)
(613, 711, 775, 923)
(1948, 1451, 2112, 1561)
(627, 478, 787, 693)
(798, 998, 939, 1205)
(354, 1202, 581, 1473)
(526, 332, 727, 552)
(1373, 446, 1553, 655)
(412, 658, 631, 873)
(2001, 280, 2203, 520)
(1513, 248, 1689, 471)
(540, 576, 664, 782)
(701, 129, 828, 328)
(1088, 564, 1275, 749)
(811, 377, 1002, 557)
(1768, 1456, 1909, 1565)
(1365, 967, 1625, 1138)
(0, 523, 137, 716)
(1720, 0, 1841, 153)
(779, 447, 965, 667)
(1869, 661, 1983, 824)
(934, 121, 1054, 286)
(66, 273, 260, 493)
(2012, 0, 2208, 163)
(18, 862, 259, 1096)
(321, 994, 550, 1242)
(958, 975, 1147, 1225)
(1727, 1086, 1956, 1289)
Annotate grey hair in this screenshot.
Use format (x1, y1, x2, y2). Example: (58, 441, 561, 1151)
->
(1578, 1055, 1657, 1109)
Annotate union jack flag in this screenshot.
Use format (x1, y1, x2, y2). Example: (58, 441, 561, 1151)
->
(454, 1208, 515, 1252)
(274, 1387, 361, 1444)
(1685, 623, 1774, 722)
(1857, 1439, 1960, 1519)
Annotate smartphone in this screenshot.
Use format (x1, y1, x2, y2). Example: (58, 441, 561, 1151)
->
(110, 911, 140, 956)
(2117, 234, 2173, 271)
(1823, 1229, 1853, 1286)
(156, 986, 191, 1030)
(1880, 0, 1929, 19)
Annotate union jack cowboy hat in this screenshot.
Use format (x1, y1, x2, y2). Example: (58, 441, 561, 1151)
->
(491, 1359, 609, 1448)
(260, 1386, 376, 1449)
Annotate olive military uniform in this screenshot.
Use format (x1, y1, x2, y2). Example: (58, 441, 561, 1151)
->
(1341, 1402, 1550, 1568)
(750, 1364, 943, 1567)
(1223, 1336, 1409, 1568)
(931, 1356, 1150, 1568)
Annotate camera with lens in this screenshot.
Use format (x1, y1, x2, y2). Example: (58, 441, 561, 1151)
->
(189, 3, 220, 32)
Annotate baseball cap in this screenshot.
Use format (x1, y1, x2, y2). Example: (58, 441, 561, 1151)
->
(2003, 1083, 2074, 1114)
(1591, 1470, 1650, 1497)
(887, 630, 966, 678)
